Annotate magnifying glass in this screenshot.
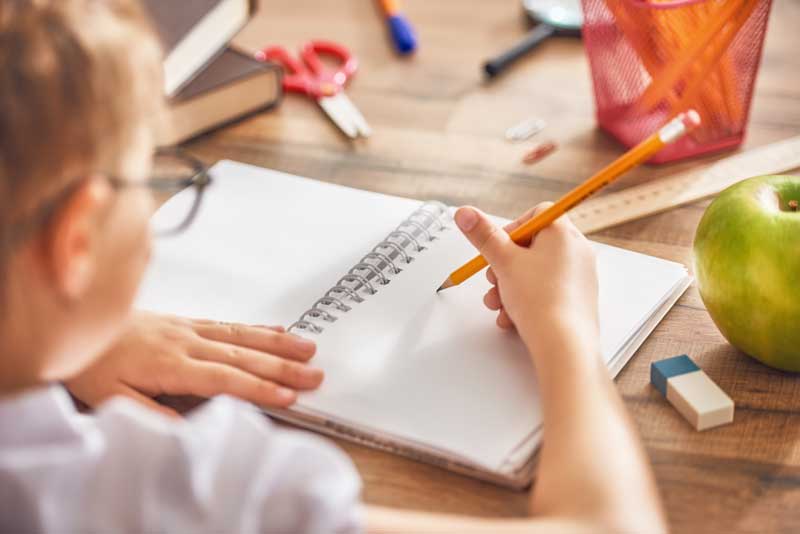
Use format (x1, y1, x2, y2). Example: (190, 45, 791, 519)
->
(483, 0, 583, 79)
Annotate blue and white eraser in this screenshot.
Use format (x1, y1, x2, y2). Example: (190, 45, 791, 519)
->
(651, 355, 734, 431)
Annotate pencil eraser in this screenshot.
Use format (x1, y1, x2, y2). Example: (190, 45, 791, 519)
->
(651, 355, 734, 431)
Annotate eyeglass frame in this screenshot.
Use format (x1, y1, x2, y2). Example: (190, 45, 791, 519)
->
(5, 147, 212, 247)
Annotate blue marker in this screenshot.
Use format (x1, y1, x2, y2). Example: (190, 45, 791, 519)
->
(379, 0, 417, 55)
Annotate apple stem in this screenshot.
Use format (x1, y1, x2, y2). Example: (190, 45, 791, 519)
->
(790, 200, 799, 212)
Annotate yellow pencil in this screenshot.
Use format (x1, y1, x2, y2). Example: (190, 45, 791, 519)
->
(437, 110, 701, 292)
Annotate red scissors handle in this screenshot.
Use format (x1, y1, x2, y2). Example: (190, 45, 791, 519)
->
(256, 40, 359, 99)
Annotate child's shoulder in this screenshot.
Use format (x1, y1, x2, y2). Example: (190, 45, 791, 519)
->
(0, 386, 363, 534)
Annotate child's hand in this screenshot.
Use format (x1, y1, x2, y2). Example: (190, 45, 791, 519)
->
(454, 204, 599, 355)
(65, 311, 323, 417)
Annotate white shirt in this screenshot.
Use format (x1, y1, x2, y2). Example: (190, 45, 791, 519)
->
(0, 385, 362, 534)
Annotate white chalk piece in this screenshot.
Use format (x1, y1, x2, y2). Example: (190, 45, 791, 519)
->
(651, 355, 734, 431)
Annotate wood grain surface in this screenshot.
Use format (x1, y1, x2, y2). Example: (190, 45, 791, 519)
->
(178, 1, 800, 532)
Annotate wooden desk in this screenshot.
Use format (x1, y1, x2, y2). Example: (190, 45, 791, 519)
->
(185, 1, 800, 532)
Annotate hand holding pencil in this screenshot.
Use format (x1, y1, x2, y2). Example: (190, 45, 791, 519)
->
(439, 110, 701, 292)
(454, 202, 600, 337)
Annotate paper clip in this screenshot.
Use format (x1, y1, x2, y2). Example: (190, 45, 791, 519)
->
(505, 117, 547, 142)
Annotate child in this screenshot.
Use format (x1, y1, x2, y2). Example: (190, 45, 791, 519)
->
(0, 1, 667, 532)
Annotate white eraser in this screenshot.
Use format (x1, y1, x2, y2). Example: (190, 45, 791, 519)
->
(651, 355, 734, 431)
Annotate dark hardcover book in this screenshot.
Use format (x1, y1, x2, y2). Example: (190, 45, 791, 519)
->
(159, 47, 282, 145)
(142, 0, 257, 96)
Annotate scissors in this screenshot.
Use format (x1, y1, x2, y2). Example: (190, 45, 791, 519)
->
(256, 40, 372, 139)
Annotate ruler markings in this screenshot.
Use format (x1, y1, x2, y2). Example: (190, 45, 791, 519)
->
(572, 136, 800, 234)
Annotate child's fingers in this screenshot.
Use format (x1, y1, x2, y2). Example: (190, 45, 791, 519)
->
(191, 318, 285, 332)
(254, 325, 286, 332)
(486, 267, 497, 285)
(188, 339, 324, 391)
(496, 310, 515, 330)
(168, 359, 299, 408)
(191, 320, 316, 362)
(484, 287, 502, 310)
(454, 206, 512, 268)
(502, 202, 555, 247)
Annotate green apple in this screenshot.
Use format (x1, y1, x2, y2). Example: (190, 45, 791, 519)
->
(693, 174, 800, 372)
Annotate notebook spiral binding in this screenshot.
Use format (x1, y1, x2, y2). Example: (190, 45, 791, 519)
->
(288, 201, 450, 334)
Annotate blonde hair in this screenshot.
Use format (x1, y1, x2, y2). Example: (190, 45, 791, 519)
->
(0, 0, 164, 226)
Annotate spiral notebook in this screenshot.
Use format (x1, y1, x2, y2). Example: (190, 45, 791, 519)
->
(136, 160, 691, 489)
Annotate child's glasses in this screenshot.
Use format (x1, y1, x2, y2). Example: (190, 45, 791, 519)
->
(129, 147, 211, 236)
(8, 147, 211, 246)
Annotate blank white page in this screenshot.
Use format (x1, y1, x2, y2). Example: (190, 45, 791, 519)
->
(138, 160, 422, 325)
(137, 160, 688, 471)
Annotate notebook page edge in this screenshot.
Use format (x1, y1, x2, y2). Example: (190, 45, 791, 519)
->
(263, 405, 538, 490)
(607, 275, 692, 377)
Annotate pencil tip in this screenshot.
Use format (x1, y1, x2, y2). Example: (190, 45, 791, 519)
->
(436, 278, 454, 292)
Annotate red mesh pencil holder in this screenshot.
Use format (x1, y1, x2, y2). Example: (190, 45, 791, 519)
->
(580, 0, 773, 163)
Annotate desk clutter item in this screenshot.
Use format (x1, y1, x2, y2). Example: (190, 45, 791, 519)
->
(142, 0, 257, 97)
(651, 355, 734, 431)
(522, 140, 558, 164)
(256, 41, 371, 139)
(143, 0, 273, 144)
(483, 0, 583, 78)
(581, 0, 773, 163)
(158, 48, 281, 145)
(505, 117, 547, 142)
(137, 160, 691, 488)
(570, 135, 800, 234)
(378, 0, 417, 55)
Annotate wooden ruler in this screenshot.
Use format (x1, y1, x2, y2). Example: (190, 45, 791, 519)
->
(571, 136, 800, 234)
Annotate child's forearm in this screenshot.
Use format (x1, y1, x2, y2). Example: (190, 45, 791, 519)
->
(365, 329, 665, 534)
(366, 327, 667, 534)
(522, 322, 667, 533)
